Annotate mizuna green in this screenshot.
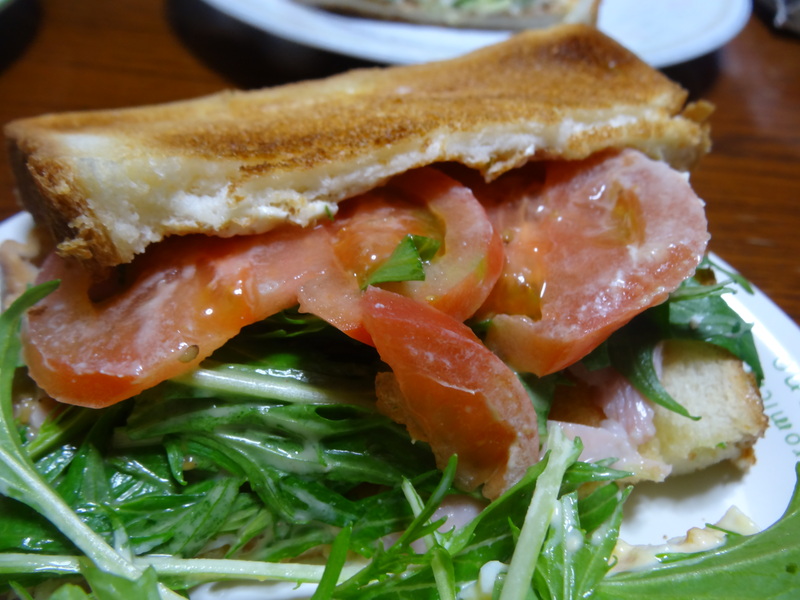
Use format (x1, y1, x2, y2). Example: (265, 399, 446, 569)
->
(0, 264, 795, 599)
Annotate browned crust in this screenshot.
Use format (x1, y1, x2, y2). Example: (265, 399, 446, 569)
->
(650, 339, 768, 476)
(4, 25, 711, 268)
(6, 140, 103, 261)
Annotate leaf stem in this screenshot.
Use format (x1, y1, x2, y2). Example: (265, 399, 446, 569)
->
(402, 478, 456, 600)
(174, 363, 375, 406)
(0, 553, 363, 584)
(499, 426, 579, 600)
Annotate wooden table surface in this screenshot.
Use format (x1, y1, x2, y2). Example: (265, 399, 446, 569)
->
(0, 0, 798, 327)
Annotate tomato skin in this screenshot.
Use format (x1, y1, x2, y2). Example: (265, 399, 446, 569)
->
(300, 166, 503, 342)
(362, 286, 539, 499)
(297, 187, 439, 344)
(479, 150, 709, 376)
(384, 168, 504, 322)
(23, 151, 704, 414)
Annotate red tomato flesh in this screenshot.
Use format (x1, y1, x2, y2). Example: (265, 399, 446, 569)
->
(24, 227, 334, 407)
(381, 168, 504, 322)
(362, 287, 539, 499)
(477, 149, 709, 376)
(23, 167, 502, 408)
(23, 149, 706, 431)
(298, 166, 503, 341)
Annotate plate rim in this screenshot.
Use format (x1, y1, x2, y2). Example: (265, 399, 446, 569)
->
(197, 0, 752, 67)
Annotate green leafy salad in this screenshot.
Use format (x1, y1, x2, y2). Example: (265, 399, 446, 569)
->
(0, 260, 798, 600)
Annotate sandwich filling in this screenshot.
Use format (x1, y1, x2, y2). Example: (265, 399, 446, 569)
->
(22, 148, 710, 498)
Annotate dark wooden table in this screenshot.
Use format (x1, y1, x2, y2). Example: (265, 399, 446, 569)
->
(1, 0, 798, 325)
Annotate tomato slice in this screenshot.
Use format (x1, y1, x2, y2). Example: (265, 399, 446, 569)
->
(299, 166, 503, 338)
(477, 149, 709, 376)
(384, 168, 504, 321)
(297, 181, 440, 344)
(24, 227, 333, 408)
(24, 168, 503, 408)
(362, 286, 539, 499)
(23, 151, 703, 412)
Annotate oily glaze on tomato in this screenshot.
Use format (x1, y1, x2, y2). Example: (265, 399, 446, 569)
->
(24, 167, 502, 407)
(299, 167, 503, 340)
(476, 149, 709, 376)
(296, 178, 442, 343)
(362, 287, 539, 500)
(381, 168, 504, 321)
(24, 227, 334, 407)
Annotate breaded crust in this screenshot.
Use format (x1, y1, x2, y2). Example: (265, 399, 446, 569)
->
(550, 340, 766, 482)
(646, 339, 768, 475)
(4, 24, 711, 268)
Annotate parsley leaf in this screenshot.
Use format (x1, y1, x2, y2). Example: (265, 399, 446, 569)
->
(366, 234, 441, 287)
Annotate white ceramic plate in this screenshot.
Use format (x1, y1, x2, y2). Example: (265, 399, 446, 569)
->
(199, 0, 752, 67)
(1, 209, 797, 550)
(620, 256, 800, 545)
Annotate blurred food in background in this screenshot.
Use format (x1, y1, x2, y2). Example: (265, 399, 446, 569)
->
(294, 0, 600, 29)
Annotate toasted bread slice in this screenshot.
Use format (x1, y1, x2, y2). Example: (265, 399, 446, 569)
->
(4, 24, 710, 269)
(295, 0, 600, 30)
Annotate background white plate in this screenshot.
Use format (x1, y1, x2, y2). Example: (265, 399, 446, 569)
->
(1, 209, 797, 549)
(199, 0, 752, 67)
